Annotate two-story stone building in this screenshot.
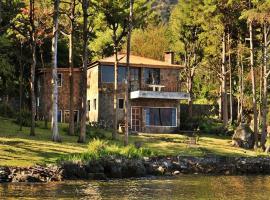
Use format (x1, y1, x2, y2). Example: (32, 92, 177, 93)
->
(87, 52, 190, 133)
(36, 68, 82, 123)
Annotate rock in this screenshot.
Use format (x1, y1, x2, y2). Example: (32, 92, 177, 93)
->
(61, 162, 88, 179)
(232, 123, 255, 149)
(0, 167, 11, 182)
(88, 173, 107, 180)
(173, 171, 180, 175)
(103, 160, 122, 178)
(122, 160, 146, 178)
(157, 166, 165, 174)
(86, 161, 104, 173)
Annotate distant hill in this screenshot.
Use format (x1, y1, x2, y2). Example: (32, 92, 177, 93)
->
(152, 0, 178, 23)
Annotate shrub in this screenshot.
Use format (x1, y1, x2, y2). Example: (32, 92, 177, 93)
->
(0, 103, 15, 118)
(15, 109, 32, 127)
(62, 139, 155, 162)
(86, 125, 106, 139)
(198, 118, 227, 135)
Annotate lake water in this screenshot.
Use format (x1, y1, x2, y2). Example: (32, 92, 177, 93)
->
(1, 175, 270, 199)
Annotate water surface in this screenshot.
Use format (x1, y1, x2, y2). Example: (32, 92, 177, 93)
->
(1, 175, 270, 199)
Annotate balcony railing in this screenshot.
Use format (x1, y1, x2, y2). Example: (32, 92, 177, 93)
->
(132, 84, 180, 92)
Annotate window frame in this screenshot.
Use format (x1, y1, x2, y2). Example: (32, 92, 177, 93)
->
(57, 73, 63, 87)
(88, 100, 90, 111)
(144, 68, 161, 85)
(101, 65, 114, 83)
(58, 110, 62, 123)
(118, 98, 124, 109)
(145, 107, 177, 127)
(93, 99, 97, 110)
(64, 110, 79, 123)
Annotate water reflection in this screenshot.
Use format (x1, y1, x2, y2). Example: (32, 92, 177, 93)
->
(1, 175, 270, 199)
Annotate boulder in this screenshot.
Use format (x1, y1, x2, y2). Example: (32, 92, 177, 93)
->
(61, 162, 88, 179)
(0, 167, 11, 182)
(232, 123, 254, 149)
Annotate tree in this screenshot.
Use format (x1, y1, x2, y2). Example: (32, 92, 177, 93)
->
(51, 0, 61, 142)
(124, 0, 134, 146)
(169, 0, 203, 118)
(97, 0, 149, 139)
(130, 25, 170, 60)
(59, 0, 77, 135)
(29, 0, 37, 136)
(98, 0, 130, 140)
(78, 0, 91, 143)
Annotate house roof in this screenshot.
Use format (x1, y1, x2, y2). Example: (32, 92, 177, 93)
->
(89, 54, 183, 69)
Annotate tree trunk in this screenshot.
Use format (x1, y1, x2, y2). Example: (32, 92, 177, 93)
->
(29, 0, 36, 136)
(221, 32, 228, 126)
(113, 46, 118, 140)
(51, 0, 61, 142)
(187, 74, 193, 119)
(19, 42, 23, 131)
(124, 0, 133, 146)
(258, 64, 263, 127)
(249, 21, 258, 149)
(68, 0, 75, 136)
(0, 0, 2, 25)
(237, 50, 244, 123)
(228, 34, 233, 122)
(78, 0, 89, 143)
(262, 23, 269, 150)
(40, 45, 48, 129)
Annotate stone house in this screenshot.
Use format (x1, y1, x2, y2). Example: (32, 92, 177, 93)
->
(87, 52, 190, 133)
(36, 68, 82, 123)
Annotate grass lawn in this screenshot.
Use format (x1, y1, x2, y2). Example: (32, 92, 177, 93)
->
(0, 117, 267, 167)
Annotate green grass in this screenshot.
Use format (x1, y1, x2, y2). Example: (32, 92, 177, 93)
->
(0, 117, 268, 167)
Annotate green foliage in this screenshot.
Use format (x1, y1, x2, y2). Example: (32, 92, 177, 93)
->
(15, 109, 32, 127)
(129, 25, 170, 60)
(198, 118, 227, 135)
(63, 138, 155, 162)
(0, 103, 15, 118)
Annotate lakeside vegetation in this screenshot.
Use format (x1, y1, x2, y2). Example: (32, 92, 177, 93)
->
(0, 117, 267, 167)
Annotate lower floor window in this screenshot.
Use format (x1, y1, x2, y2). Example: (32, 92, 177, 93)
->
(145, 107, 176, 127)
(64, 110, 79, 123)
(57, 110, 62, 123)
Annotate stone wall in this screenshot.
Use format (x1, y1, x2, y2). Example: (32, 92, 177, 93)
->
(87, 66, 99, 122)
(37, 68, 82, 122)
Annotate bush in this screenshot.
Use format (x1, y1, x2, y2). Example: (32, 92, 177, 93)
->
(62, 139, 155, 162)
(15, 109, 32, 127)
(86, 125, 106, 139)
(0, 103, 15, 118)
(198, 118, 227, 135)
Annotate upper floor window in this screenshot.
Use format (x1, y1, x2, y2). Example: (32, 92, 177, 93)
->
(57, 73, 62, 87)
(130, 68, 139, 81)
(101, 66, 114, 83)
(144, 68, 160, 85)
(101, 65, 127, 83)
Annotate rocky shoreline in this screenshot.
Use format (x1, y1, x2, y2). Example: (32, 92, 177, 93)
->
(2, 156, 270, 183)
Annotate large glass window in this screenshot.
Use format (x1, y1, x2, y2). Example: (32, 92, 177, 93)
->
(130, 68, 139, 81)
(145, 108, 176, 127)
(144, 68, 160, 84)
(101, 65, 126, 83)
(101, 66, 114, 83)
(118, 66, 126, 83)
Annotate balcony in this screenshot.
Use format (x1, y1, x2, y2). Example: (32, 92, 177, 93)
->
(130, 84, 190, 100)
